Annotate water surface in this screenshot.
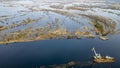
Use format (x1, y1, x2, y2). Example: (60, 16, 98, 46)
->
(0, 34, 120, 68)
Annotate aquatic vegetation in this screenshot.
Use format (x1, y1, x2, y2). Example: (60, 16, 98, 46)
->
(21, 18, 35, 24)
(0, 0, 119, 44)
(40, 61, 96, 68)
(66, 6, 88, 11)
(50, 10, 75, 17)
(50, 4, 64, 9)
(80, 14, 116, 36)
(0, 26, 6, 31)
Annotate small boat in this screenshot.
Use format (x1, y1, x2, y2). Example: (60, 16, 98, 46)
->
(92, 48, 115, 63)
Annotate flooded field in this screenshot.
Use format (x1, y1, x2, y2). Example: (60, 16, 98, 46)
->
(0, 0, 120, 68)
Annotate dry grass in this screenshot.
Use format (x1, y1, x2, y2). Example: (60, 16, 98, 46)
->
(66, 6, 88, 11)
(50, 4, 64, 9)
(49, 10, 75, 17)
(80, 14, 116, 36)
(0, 26, 95, 44)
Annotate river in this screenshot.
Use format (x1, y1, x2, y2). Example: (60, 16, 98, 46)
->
(0, 0, 120, 68)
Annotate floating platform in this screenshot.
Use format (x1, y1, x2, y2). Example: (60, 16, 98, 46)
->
(92, 48, 115, 63)
(93, 57, 115, 63)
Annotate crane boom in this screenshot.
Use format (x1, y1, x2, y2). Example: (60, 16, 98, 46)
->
(92, 48, 97, 56)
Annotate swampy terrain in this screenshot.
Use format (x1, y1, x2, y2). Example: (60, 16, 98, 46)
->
(0, 0, 120, 68)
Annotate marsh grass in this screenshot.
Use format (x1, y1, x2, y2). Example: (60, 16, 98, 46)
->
(66, 6, 88, 11)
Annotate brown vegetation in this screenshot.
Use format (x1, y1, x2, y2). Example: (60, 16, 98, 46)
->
(80, 14, 116, 36)
(66, 6, 88, 11)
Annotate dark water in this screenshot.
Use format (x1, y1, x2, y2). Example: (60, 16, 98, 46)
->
(0, 34, 120, 68)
